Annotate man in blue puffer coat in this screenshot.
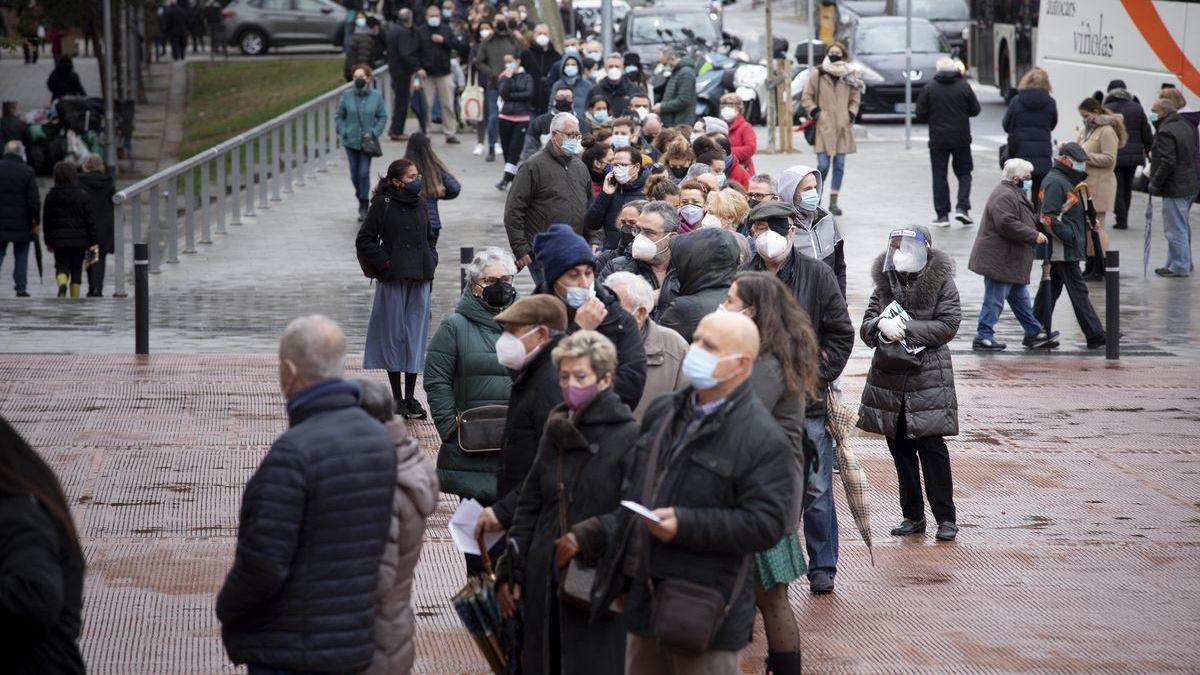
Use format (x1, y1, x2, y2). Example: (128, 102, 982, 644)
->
(217, 316, 396, 674)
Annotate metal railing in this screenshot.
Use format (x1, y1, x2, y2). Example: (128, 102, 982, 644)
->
(110, 65, 395, 297)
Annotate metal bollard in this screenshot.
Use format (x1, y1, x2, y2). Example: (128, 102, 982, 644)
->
(460, 246, 474, 291)
(1105, 250, 1119, 360)
(135, 242, 149, 355)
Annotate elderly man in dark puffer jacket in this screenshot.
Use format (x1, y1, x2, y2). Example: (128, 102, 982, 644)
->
(217, 315, 396, 674)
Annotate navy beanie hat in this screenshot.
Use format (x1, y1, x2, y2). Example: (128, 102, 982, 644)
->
(534, 223, 595, 286)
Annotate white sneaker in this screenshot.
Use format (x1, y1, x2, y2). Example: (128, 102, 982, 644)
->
(932, 217, 951, 227)
(493, 142, 504, 154)
(955, 210, 974, 225)
(472, 143, 485, 156)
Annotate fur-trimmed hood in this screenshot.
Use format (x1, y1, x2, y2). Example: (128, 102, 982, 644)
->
(1089, 112, 1128, 147)
(870, 247, 956, 311)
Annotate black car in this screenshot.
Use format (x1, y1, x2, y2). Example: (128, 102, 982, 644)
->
(885, 0, 969, 56)
(838, 16, 954, 116)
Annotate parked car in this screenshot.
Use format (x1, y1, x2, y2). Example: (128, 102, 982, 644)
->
(838, 15, 955, 116)
(885, 0, 969, 55)
(621, 6, 722, 71)
(222, 0, 345, 56)
(574, 0, 633, 38)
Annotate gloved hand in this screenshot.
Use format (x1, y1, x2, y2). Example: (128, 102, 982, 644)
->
(877, 315, 906, 341)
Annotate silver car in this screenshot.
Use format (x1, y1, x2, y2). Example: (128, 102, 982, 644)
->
(222, 0, 346, 56)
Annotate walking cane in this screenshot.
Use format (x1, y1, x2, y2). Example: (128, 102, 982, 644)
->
(1038, 216, 1053, 337)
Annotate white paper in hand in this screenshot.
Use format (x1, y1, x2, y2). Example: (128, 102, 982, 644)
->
(620, 500, 663, 523)
(449, 498, 504, 555)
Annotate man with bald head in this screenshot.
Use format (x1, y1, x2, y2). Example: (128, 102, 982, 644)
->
(569, 312, 794, 674)
(217, 316, 397, 673)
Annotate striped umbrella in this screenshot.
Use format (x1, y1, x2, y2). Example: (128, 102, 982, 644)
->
(1144, 194, 1154, 277)
(825, 392, 875, 566)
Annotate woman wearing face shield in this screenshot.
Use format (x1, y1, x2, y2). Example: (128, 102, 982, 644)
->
(857, 226, 962, 542)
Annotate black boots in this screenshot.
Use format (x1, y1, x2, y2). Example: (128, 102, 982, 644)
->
(357, 197, 368, 223)
(766, 650, 802, 675)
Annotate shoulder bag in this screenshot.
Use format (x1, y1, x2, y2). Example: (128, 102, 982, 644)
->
(356, 196, 388, 279)
(456, 404, 508, 454)
(355, 94, 383, 157)
(640, 415, 751, 653)
(556, 443, 598, 610)
(461, 66, 485, 124)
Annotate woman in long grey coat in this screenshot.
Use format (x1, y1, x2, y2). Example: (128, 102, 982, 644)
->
(494, 330, 639, 675)
(858, 225, 961, 542)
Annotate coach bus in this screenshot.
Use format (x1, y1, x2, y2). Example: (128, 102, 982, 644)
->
(965, 0, 1039, 100)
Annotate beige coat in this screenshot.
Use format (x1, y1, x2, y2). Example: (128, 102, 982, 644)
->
(800, 64, 862, 155)
(632, 320, 688, 421)
(366, 420, 439, 675)
(1077, 112, 1127, 213)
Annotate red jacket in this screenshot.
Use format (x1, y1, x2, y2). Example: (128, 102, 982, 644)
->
(728, 114, 757, 175)
(726, 159, 752, 189)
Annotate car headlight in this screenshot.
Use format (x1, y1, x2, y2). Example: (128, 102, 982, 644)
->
(858, 64, 885, 84)
(734, 64, 768, 89)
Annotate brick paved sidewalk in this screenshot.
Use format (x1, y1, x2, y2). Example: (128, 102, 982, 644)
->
(2, 353, 1197, 673)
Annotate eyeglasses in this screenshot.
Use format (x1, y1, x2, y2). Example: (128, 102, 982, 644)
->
(747, 192, 775, 201)
(478, 275, 514, 286)
(612, 161, 633, 169)
(556, 132, 582, 142)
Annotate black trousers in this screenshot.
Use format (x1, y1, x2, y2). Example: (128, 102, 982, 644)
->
(930, 145, 973, 218)
(169, 34, 186, 61)
(886, 412, 956, 524)
(389, 67, 415, 136)
(1030, 171, 1045, 211)
(1033, 260, 1104, 341)
(53, 247, 86, 284)
(1112, 164, 1137, 228)
(87, 252, 106, 295)
(498, 118, 528, 171)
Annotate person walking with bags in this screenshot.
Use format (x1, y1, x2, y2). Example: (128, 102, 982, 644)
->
(799, 41, 861, 216)
(77, 154, 114, 297)
(337, 63, 388, 222)
(1002, 67, 1057, 209)
(356, 159, 438, 419)
(41, 161, 96, 299)
(858, 225, 961, 542)
(1075, 97, 1127, 279)
(493, 330, 640, 675)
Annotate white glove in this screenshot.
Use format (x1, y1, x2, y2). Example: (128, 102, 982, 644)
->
(877, 315, 906, 341)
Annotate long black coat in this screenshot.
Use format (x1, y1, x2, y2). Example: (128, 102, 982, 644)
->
(493, 334, 565, 526)
(857, 247, 961, 439)
(0, 153, 39, 243)
(0, 495, 86, 675)
(658, 228, 741, 342)
(915, 70, 980, 149)
(78, 170, 115, 253)
(501, 392, 640, 675)
(577, 381, 793, 652)
(216, 380, 396, 672)
(1002, 88, 1057, 176)
(356, 185, 438, 282)
(1103, 90, 1154, 168)
(520, 44, 561, 115)
(41, 186, 96, 250)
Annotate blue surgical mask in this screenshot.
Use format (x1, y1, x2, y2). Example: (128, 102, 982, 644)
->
(561, 136, 581, 155)
(441, 7, 452, 17)
(679, 204, 704, 226)
(427, 16, 441, 27)
(689, 132, 700, 142)
(563, 284, 596, 308)
(715, 173, 726, 188)
(594, 110, 609, 123)
(564, 65, 579, 78)
(1148, 112, 1159, 124)
(1071, 160, 1087, 172)
(681, 344, 740, 391)
(798, 188, 820, 212)
(1022, 178, 1032, 193)
(611, 134, 630, 149)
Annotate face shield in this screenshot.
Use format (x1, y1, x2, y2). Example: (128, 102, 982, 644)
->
(883, 228, 930, 274)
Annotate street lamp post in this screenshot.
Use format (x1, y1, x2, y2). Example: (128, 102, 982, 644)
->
(904, 0, 912, 150)
(103, 0, 116, 173)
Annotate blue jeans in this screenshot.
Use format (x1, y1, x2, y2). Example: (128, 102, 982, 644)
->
(802, 415, 839, 577)
(1162, 194, 1195, 276)
(0, 241, 30, 293)
(345, 148, 372, 201)
(816, 152, 845, 191)
(485, 87, 500, 147)
(976, 276, 1043, 341)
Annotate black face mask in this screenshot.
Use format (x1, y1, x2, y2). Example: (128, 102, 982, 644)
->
(554, 99, 573, 112)
(354, 78, 367, 89)
(828, 54, 843, 63)
(617, 226, 636, 250)
(669, 165, 688, 179)
(482, 281, 516, 308)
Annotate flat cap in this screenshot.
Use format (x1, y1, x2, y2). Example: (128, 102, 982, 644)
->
(747, 200, 795, 222)
(494, 295, 568, 331)
(1058, 141, 1088, 161)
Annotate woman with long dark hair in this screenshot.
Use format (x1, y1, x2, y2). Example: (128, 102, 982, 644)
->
(403, 132, 461, 233)
(0, 416, 86, 673)
(721, 271, 819, 675)
(356, 158, 438, 418)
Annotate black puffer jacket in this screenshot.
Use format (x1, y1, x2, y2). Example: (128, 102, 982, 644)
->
(344, 32, 378, 81)
(743, 248, 854, 417)
(0, 153, 39, 243)
(498, 70, 535, 117)
(1103, 89, 1154, 168)
(41, 186, 95, 250)
(418, 23, 465, 77)
(77, 170, 115, 253)
(914, 70, 980, 149)
(577, 381, 793, 652)
(857, 243, 961, 440)
(584, 170, 646, 250)
(498, 392, 640, 675)
(597, 254, 676, 321)
(356, 184, 438, 282)
(216, 380, 396, 672)
(658, 228, 741, 342)
(493, 334, 565, 526)
(0, 495, 86, 675)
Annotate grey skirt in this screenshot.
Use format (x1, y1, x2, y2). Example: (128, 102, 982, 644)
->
(363, 280, 432, 372)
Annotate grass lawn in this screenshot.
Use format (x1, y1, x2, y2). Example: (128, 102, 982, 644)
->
(180, 57, 344, 159)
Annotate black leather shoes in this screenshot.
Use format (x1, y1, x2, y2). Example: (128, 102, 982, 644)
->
(1023, 331, 1059, 349)
(808, 570, 834, 594)
(935, 521, 959, 541)
(972, 337, 1006, 351)
(890, 518, 926, 536)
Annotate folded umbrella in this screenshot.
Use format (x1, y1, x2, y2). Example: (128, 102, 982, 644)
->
(825, 392, 875, 566)
(449, 536, 511, 674)
(1143, 194, 1153, 278)
(33, 236, 43, 281)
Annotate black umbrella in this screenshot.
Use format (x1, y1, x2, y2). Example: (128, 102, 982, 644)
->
(32, 237, 43, 282)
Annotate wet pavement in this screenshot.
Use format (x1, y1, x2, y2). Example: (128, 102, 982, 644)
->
(1, 353, 1197, 673)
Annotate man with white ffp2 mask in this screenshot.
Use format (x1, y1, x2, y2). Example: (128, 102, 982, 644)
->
(776, 164, 846, 296)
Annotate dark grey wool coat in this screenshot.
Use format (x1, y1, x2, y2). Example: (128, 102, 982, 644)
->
(857, 246, 961, 439)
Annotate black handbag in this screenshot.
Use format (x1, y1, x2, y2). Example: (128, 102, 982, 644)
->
(556, 445, 597, 610)
(456, 404, 508, 454)
(873, 338, 921, 370)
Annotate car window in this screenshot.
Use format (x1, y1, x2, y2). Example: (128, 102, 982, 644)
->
(295, 0, 327, 11)
(908, 0, 968, 20)
(629, 14, 719, 46)
(259, 0, 292, 10)
(854, 21, 942, 53)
